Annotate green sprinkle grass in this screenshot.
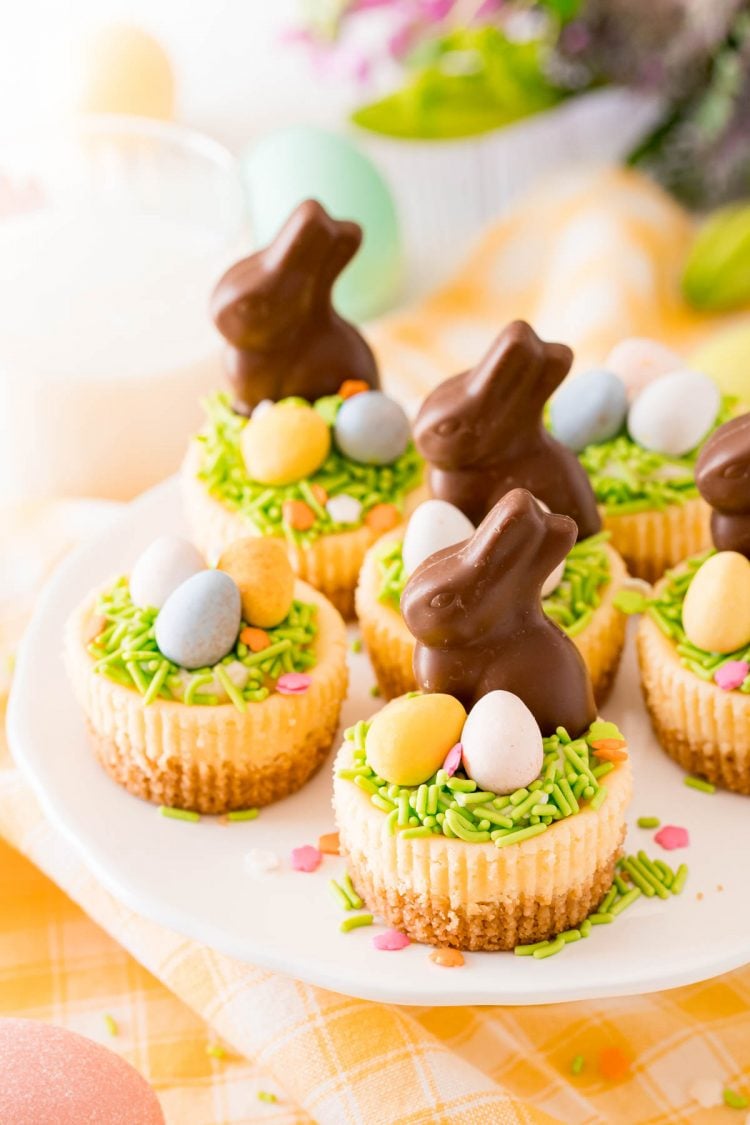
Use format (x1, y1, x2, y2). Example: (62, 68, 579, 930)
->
(340, 913, 374, 933)
(196, 391, 422, 543)
(159, 806, 200, 823)
(637, 816, 661, 829)
(89, 580, 318, 713)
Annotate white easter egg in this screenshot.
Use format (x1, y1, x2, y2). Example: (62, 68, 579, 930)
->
(461, 690, 544, 795)
(130, 535, 206, 610)
(533, 499, 566, 597)
(605, 337, 682, 400)
(627, 369, 721, 457)
(402, 499, 474, 576)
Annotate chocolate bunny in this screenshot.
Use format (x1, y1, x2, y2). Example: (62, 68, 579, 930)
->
(413, 320, 601, 539)
(696, 413, 750, 559)
(210, 199, 379, 414)
(401, 488, 597, 737)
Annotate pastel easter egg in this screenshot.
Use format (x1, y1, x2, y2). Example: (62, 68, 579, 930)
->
(461, 691, 543, 795)
(129, 535, 206, 610)
(156, 570, 241, 670)
(334, 391, 410, 465)
(365, 693, 467, 786)
(627, 370, 720, 457)
(534, 499, 565, 597)
(682, 551, 750, 654)
(690, 323, 750, 405)
(73, 24, 175, 119)
(402, 499, 474, 576)
(550, 369, 628, 452)
(241, 402, 330, 485)
(243, 125, 402, 321)
(217, 537, 294, 628)
(604, 337, 682, 400)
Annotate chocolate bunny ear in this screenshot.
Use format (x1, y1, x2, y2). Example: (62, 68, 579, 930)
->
(463, 489, 576, 582)
(465, 322, 573, 417)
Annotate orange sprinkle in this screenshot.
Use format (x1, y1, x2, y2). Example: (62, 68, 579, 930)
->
(338, 379, 371, 400)
(282, 499, 316, 531)
(591, 738, 627, 753)
(429, 948, 464, 968)
(365, 503, 402, 534)
(240, 626, 271, 652)
(318, 832, 340, 855)
(598, 1047, 631, 1082)
(310, 483, 328, 505)
(591, 739, 629, 763)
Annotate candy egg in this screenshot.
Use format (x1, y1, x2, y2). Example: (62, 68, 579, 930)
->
(365, 693, 467, 786)
(627, 370, 720, 457)
(550, 369, 628, 452)
(156, 570, 241, 670)
(334, 391, 410, 465)
(241, 402, 330, 485)
(690, 323, 750, 405)
(217, 537, 295, 628)
(243, 125, 402, 321)
(682, 551, 750, 654)
(604, 337, 682, 400)
(129, 535, 205, 610)
(402, 499, 474, 576)
(461, 691, 544, 795)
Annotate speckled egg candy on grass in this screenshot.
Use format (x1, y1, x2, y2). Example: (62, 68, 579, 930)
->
(241, 402, 330, 485)
(605, 337, 682, 400)
(217, 537, 295, 628)
(461, 691, 544, 794)
(365, 693, 466, 786)
(627, 370, 720, 457)
(402, 499, 474, 576)
(155, 570, 241, 670)
(682, 551, 750, 654)
(334, 391, 410, 466)
(550, 369, 628, 453)
(129, 535, 205, 609)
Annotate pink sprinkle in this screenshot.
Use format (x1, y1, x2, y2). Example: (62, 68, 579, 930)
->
(715, 661, 749, 691)
(373, 929, 410, 951)
(654, 825, 690, 851)
(291, 845, 321, 872)
(443, 743, 462, 777)
(276, 673, 313, 696)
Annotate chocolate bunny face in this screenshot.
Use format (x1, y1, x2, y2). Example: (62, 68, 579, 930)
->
(413, 321, 601, 539)
(210, 199, 379, 412)
(402, 488, 597, 736)
(696, 412, 750, 558)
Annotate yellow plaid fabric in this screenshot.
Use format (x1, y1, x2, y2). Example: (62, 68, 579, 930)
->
(2, 167, 750, 1125)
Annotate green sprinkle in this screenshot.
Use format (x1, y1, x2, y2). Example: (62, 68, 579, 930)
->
(329, 879, 354, 911)
(610, 888, 642, 916)
(613, 589, 648, 615)
(723, 1087, 749, 1109)
(206, 1043, 227, 1059)
(671, 864, 689, 894)
(589, 786, 608, 811)
(571, 1055, 585, 1076)
(340, 913, 373, 933)
(579, 919, 592, 938)
(258, 1091, 278, 1104)
(226, 808, 259, 822)
(103, 1013, 118, 1036)
(588, 913, 614, 925)
(401, 825, 433, 839)
(561, 928, 582, 943)
(514, 940, 550, 956)
(684, 775, 716, 794)
(637, 816, 661, 829)
(533, 935, 565, 959)
(159, 806, 200, 823)
(494, 823, 548, 848)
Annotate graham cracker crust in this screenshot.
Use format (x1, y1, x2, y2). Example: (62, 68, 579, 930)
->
(346, 840, 623, 951)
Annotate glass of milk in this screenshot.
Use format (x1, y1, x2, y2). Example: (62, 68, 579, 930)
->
(0, 115, 247, 503)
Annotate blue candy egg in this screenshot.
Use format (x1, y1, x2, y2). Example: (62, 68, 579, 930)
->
(155, 570, 241, 671)
(550, 369, 628, 452)
(334, 391, 411, 465)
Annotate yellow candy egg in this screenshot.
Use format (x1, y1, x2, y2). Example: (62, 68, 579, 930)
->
(365, 694, 467, 787)
(74, 24, 175, 120)
(241, 403, 330, 486)
(682, 551, 750, 654)
(217, 537, 295, 628)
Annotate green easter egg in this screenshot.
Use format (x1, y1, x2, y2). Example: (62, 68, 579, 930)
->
(242, 125, 402, 322)
(690, 323, 750, 405)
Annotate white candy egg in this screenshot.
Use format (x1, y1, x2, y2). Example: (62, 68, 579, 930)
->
(604, 337, 682, 400)
(534, 499, 566, 597)
(130, 535, 205, 609)
(461, 691, 544, 795)
(402, 499, 474, 576)
(627, 369, 721, 456)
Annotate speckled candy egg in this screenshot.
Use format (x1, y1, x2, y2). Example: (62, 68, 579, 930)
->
(241, 402, 330, 485)
(627, 370, 720, 457)
(217, 537, 295, 628)
(604, 337, 682, 400)
(365, 693, 467, 786)
(461, 691, 544, 795)
(129, 535, 206, 610)
(155, 570, 241, 670)
(334, 391, 410, 465)
(682, 551, 750, 655)
(242, 125, 402, 321)
(402, 500, 474, 576)
(550, 369, 628, 453)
